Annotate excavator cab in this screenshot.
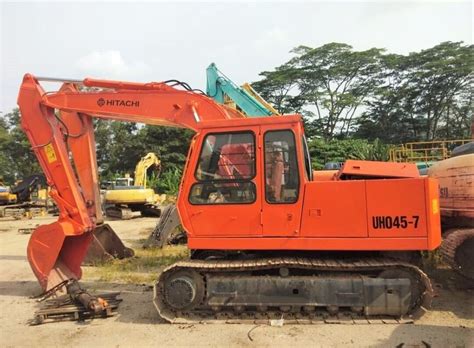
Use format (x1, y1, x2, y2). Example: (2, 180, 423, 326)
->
(178, 120, 306, 238)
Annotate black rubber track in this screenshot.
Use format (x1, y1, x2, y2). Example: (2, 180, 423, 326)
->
(153, 257, 433, 324)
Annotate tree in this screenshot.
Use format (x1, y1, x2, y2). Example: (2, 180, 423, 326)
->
(294, 44, 384, 139)
(101, 122, 145, 176)
(255, 41, 472, 143)
(354, 55, 424, 143)
(0, 116, 14, 183)
(0, 109, 40, 183)
(253, 43, 384, 139)
(93, 119, 113, 176)
(251, 64, 305, 114)
(141, 126, 194, 171)
(398, 42, 473, 140)
(358, 42, 473, 142)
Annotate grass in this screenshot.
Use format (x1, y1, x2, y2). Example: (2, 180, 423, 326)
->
(84, 243, 444, 285)
(421, 249, 444, 270)
(83, 245, 189, 285)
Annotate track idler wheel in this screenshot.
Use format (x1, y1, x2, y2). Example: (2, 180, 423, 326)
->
(162, 270, 204, 311)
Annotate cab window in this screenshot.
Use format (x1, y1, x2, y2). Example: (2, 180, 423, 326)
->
(264, 130, 299, 203)
(190, 132, 256, 205)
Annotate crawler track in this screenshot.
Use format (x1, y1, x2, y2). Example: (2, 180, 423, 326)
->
(154, 257, 432, 324)
(441, 228, 474, 280)
(105, 206, 133, 220)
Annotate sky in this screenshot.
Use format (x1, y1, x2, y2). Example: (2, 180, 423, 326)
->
(0, 1, 472, 113)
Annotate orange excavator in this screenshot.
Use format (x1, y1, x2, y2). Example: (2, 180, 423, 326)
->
(18, 74, 441, 323)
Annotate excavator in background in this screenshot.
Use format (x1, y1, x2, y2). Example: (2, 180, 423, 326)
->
(103, 152, 164, 219)
(241, 82, 280, 115)
(206, 63, 277, 117)
(0, 174, 53, 218)
(0, 181, 17, 205)
(428, 141, 474, 280)
(18, 73, 441, 324)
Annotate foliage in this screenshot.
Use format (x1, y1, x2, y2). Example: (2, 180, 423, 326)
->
(151, 167, 182, 195)
(0, 117, 12, 182)
(308, 138, 389, 169)
(252, 63, 305, 114)
(95, 121, 146, 176)
(0, 109, 41, 184)
(253, 41, 473, 142)
(140, 126, 194, 174)
(293, 43, 384, 139)
(357, 42, 473, 142)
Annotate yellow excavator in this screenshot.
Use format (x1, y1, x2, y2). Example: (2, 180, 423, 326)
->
(103, 152, 165, 219)
(0, 185, 17, 205)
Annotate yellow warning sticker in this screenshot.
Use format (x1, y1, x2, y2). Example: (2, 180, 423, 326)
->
(432, 198, 439, 214)
(44, 143, 57, 163)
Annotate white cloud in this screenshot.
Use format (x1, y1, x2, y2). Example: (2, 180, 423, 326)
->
(75, 50, 151, 79)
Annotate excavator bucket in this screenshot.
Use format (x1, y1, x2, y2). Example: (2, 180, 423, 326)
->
(83, 224, 135, 264)
(144, 204, 186, 248)
(27, 220, 92, 291)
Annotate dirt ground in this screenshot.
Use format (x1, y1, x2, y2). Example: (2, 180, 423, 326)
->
(0, 215, 472, 347)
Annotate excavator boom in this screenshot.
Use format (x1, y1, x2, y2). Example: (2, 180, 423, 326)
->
(17, 74, 245, 291)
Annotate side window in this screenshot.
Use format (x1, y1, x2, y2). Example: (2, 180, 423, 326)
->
(264, 130, 299, 203)
(190, 132, 256, 205)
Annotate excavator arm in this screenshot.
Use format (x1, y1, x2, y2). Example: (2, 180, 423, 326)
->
(134, 153, 161, 188)
(17, 74, 245, 293)
(206, 63, 275, 116)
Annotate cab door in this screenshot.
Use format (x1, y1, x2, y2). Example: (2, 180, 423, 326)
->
(260, 124, 305, 237)
(186, 128, 262, 237)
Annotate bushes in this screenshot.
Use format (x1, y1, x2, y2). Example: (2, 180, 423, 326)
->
(149, 167, 182, 195)
(308, 138, 389, 169)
